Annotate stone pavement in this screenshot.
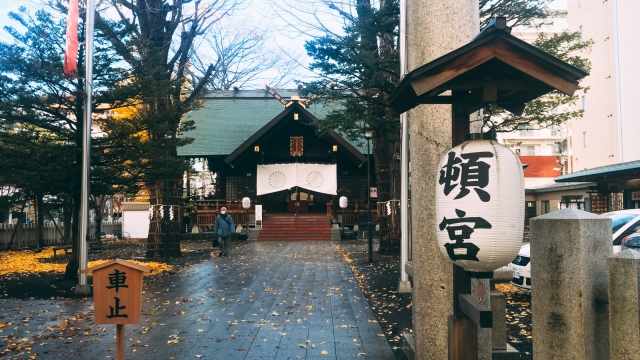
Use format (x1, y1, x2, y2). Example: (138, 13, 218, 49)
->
(16, 241, 395, 359)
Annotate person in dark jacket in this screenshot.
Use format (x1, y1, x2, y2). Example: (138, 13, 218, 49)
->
(214, 207, 235, 257)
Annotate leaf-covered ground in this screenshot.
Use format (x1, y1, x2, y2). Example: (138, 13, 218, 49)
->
(340, 241, 533, 360)
(496, 284, 532, 359)
(0, 240, 217, 300)
(339, 244, 411, 360)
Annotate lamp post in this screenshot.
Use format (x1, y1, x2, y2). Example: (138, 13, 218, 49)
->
(365, 131, 373, 263)
(339, 196, 348, 240)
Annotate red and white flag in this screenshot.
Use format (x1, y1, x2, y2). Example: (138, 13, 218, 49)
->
(63, 0, 79, 77)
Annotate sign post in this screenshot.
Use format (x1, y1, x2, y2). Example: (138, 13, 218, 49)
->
(82, 259, 151, 360)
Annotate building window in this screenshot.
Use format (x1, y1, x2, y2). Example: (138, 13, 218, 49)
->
(583, 131, 587, 148)
(518, 124, 535, 137)
(521, 145, 535, 156)
(579, 25, 583, 40)
(551, 125, 559, 137)
(582, 95, 586, 110)
(541, 201, 550, 215)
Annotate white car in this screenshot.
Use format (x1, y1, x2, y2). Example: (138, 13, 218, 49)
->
(509, 209, 640, 289)
(602, 209, 640, 253)
(508, 244, 531, 289)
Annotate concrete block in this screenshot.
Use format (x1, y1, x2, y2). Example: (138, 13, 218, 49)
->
(247, 229, 259, 241)
(403, 333, 416, 360)
(490, 290, 507, 350)
(492, 344, 520, 360)
(530, 208, 611, 360)
(608, 249, 640, 360)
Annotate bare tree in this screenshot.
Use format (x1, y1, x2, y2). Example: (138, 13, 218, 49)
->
(89, 0, 245, 258)
(188, 19, 302, 90)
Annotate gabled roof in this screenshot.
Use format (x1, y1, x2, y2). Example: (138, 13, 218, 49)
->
(555, 160, 640, 183)
(389, 17, 589, 115)
(223, 101, 367, 166)
(176, 90, 367, 157)
(81, 259, 152, 274)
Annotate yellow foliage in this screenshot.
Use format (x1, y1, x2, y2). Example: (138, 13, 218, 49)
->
(0, 247, 173, 277)
(495, 283, 529, 294)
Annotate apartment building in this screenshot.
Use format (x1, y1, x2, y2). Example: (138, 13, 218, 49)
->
(567, 0, 640, 170)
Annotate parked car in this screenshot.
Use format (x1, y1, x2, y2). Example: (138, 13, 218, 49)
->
(509, 209, 640, 289)
(508, 243, 531, 289)
(602, 209, 640, 253)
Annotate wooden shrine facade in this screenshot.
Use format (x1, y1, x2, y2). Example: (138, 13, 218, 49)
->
(177, 89, 376, 228)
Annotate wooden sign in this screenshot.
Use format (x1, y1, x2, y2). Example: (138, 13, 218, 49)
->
(82, 259, 151, 360)
(290, 136, 303, 157)
(83, 259, 151, 324)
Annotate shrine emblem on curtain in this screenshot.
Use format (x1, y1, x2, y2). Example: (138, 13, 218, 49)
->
(290, 136, 303, 157)
(256, 164, 337, 196)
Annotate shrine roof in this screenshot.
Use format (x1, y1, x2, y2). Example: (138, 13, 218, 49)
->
(388, 17, 589, 115)
(555, 160, 640, 183)
(177, 90, 367, 157)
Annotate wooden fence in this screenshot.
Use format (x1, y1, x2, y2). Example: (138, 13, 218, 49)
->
(0, 221, 122, 250)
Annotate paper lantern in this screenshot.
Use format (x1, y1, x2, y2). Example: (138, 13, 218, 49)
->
(339, 196, 348, 209)
(435, 139, 524, 275)
(242, 197, 251, 209)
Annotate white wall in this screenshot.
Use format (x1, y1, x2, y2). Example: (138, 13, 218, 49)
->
(122, 211, 150, 239)
(617, 0, 640, 162)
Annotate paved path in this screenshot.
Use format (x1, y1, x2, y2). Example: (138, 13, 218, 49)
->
(23, 241, 395, 359)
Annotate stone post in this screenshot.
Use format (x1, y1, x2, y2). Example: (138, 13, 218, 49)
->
(608, 249, 640, 360)
(530, 209, 611, 360)
(491, 267, 520, 359)
(406, 1, 479, 359)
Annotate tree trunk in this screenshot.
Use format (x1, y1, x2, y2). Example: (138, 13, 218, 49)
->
(373, 120, 401, 253)
(36, 195, 44, 250)
(63, 198, 72, 245)
(64, 199, 80, 280)
(146, 179, 182, 259)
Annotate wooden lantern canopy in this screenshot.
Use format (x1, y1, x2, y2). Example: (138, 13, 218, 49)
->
(388, 17, 589, 119)
(82, 259, 151, 325)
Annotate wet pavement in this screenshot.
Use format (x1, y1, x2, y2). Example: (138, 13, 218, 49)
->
(10, 241, 395, 359)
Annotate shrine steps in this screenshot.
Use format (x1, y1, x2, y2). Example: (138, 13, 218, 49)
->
(258, 214, 332, 241)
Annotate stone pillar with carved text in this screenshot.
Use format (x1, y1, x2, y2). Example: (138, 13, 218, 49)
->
(530, 209, 611, 360)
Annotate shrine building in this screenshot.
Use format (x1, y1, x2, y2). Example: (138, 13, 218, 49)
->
(177, 88, 375, 240)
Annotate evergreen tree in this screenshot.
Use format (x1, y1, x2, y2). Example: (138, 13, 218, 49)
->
(480, 0, 593, 134)
(301, 0, 591, 251)
(303, 0, 401, 252)
(0, 7, 169, 275)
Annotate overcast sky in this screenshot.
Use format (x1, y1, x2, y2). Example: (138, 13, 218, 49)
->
(0, 0, 568, 88)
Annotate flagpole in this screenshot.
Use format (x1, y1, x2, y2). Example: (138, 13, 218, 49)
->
(75, 0, 95, 295)
(398, 0, 412, 294)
